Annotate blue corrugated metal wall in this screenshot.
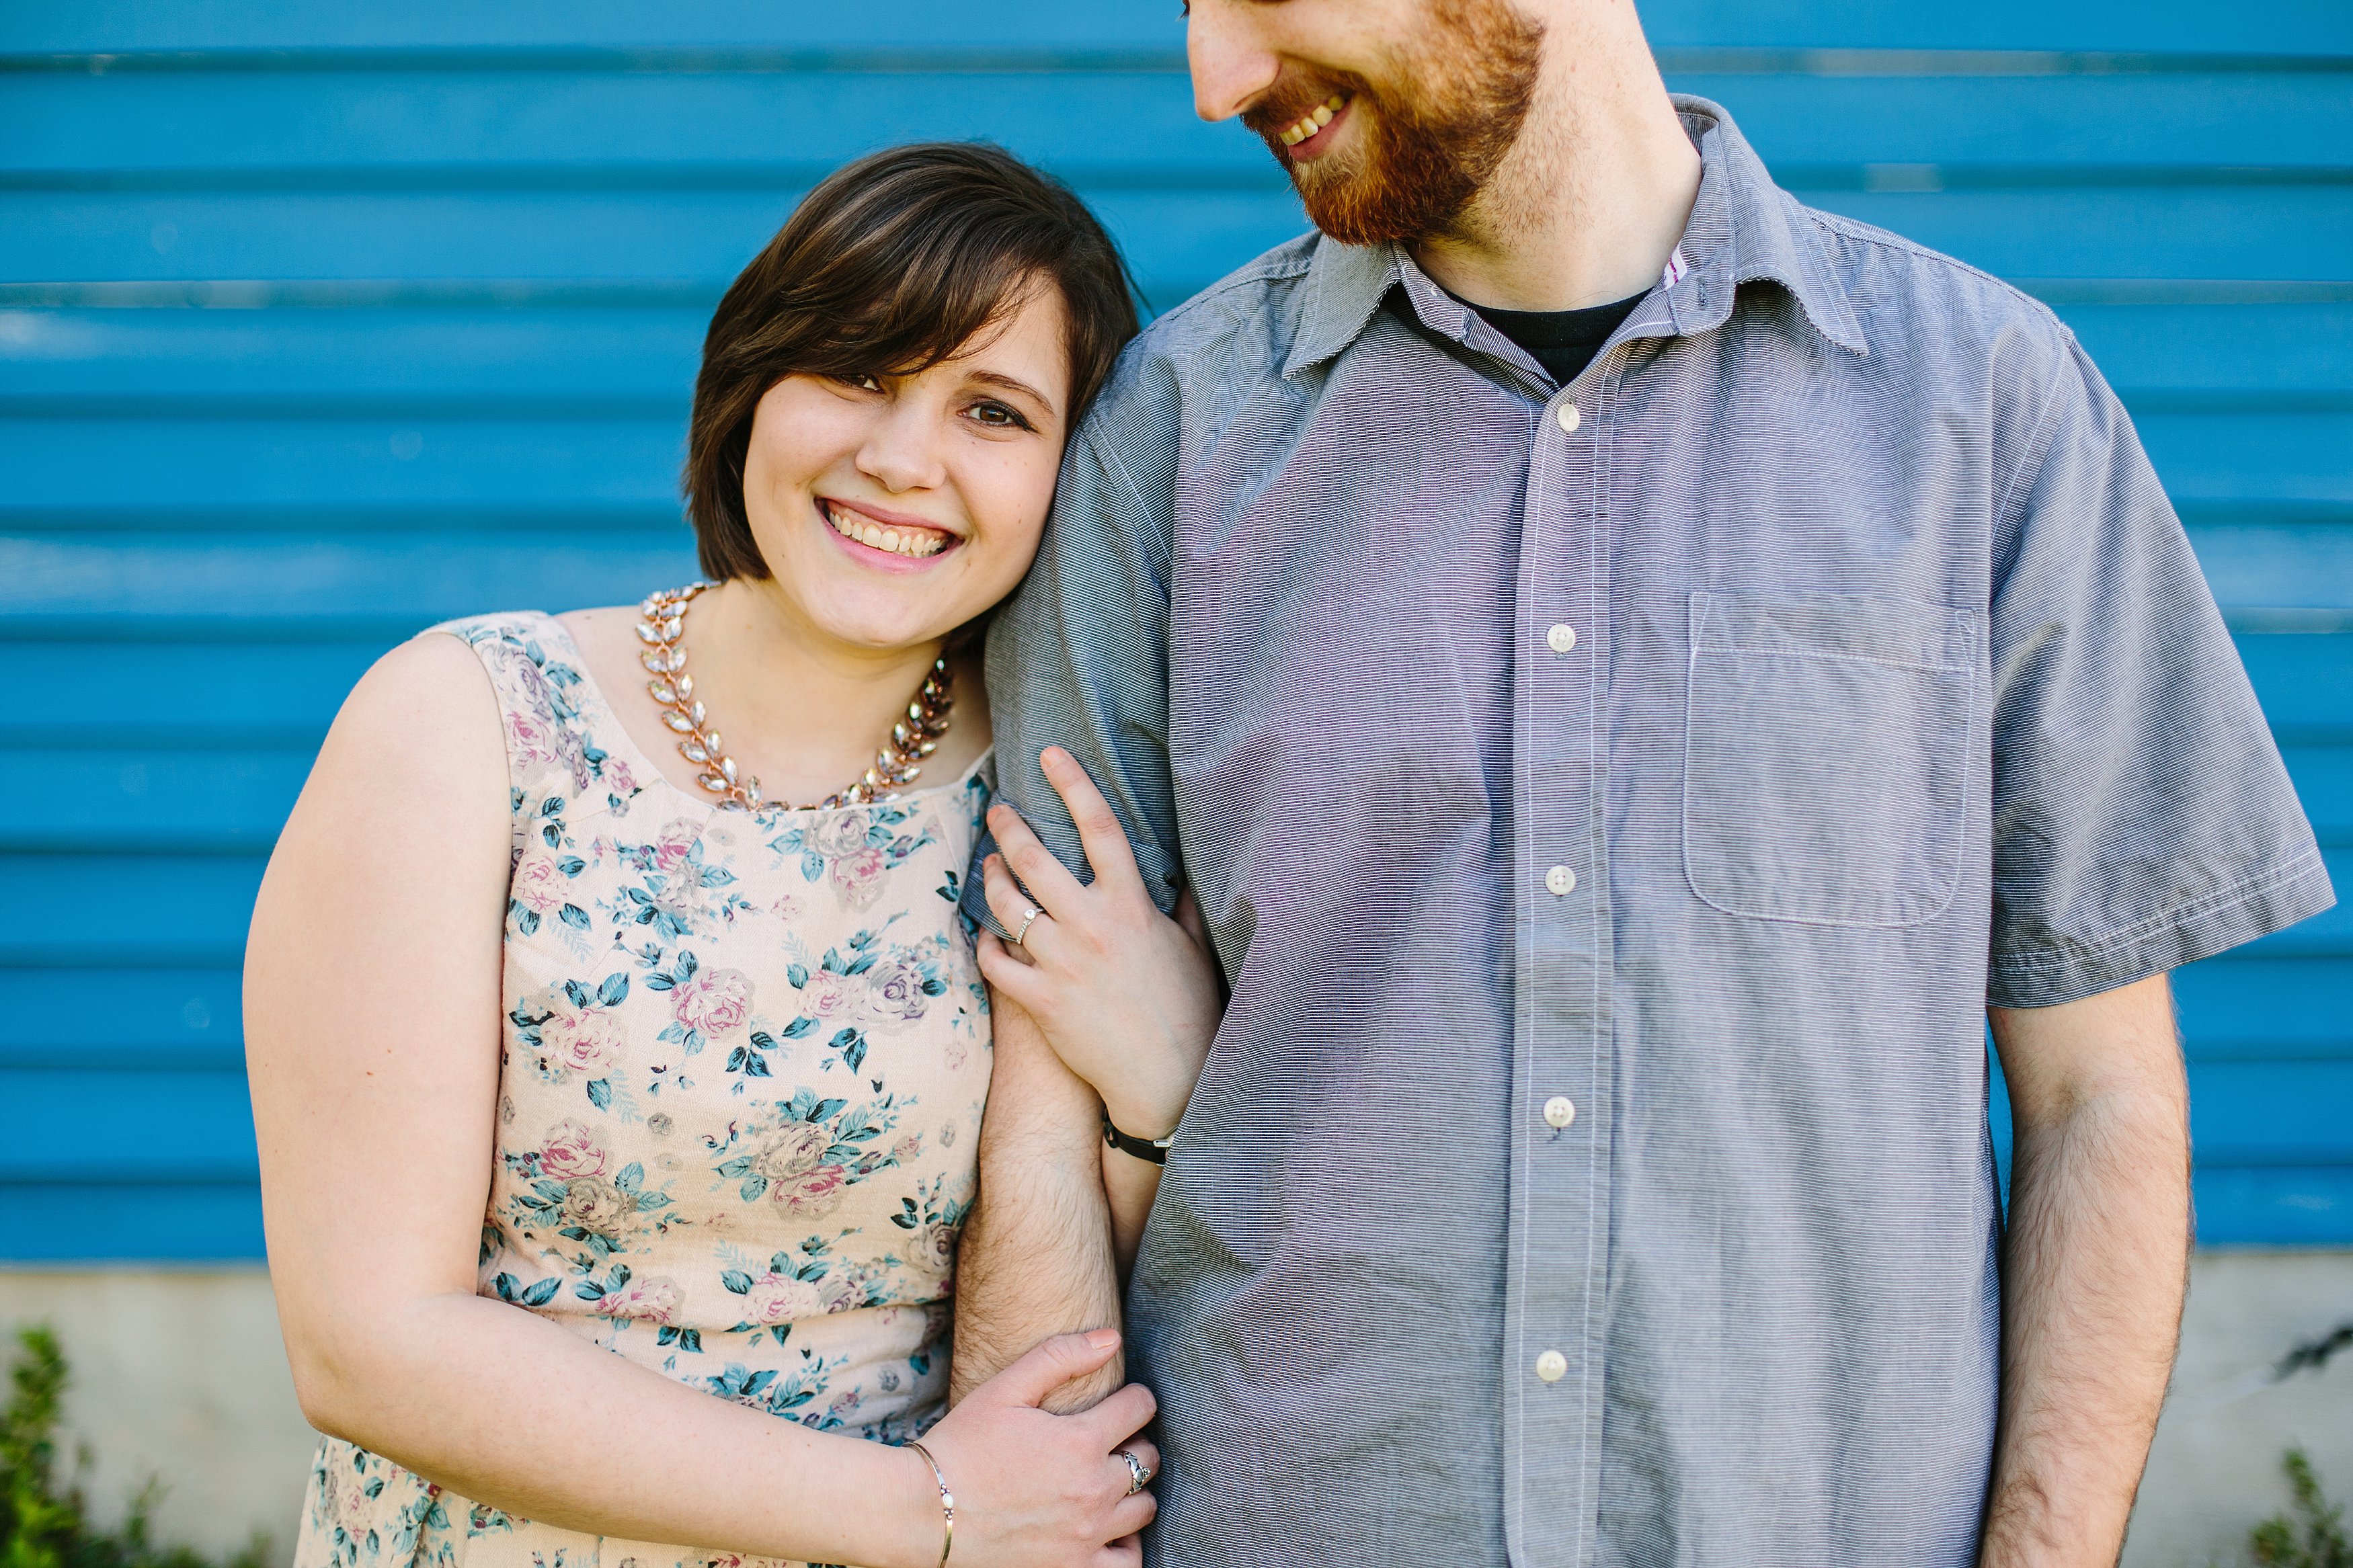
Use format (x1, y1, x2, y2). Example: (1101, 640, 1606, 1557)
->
(2, 2, 2347, 1260)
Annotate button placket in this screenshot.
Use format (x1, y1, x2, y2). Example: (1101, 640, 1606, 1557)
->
(1503, 343, 1618, 1568)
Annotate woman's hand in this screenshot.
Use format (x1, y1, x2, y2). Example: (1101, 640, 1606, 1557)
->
(915, 1329, 1159, 1567)
(976, 747, 1223, 1144)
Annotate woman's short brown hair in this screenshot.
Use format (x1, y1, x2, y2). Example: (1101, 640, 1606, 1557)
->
(683, 142, 1140, 581)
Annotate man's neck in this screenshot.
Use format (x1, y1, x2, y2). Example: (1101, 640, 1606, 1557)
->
(1410, 16, 1701, 314)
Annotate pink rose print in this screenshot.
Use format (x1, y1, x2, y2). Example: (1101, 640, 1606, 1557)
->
(768, 893, 805, 922)
(772, 1164, 850, 1217)
(830, 845, 890, 910)
(537, 1007, 621, 1078)
(742, 1272, 827, 1325)
(890, 1134, 922, 1166)
(649, 819, 701, 872)
(750, 1122, 830, 1182)
(603, 759, 639, 795)
(865, 955, 931, 1032)
(811, 813, 871, 858)
(802, 969, 867, 1026)
(673, 967, 754, 1037)
(504, 708, 558, 770)
(511, 854, 566, 914)
(910, 1223, 958, 1277)
(539, 1118, 608, 1180)
(559, 1178, 633, 1238)
(596, 1274, 683, 1324)
(326, 1462, 374, 1536)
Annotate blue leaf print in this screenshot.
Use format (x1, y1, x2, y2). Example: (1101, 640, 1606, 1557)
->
(801, 852, 826, 882)
(616, 1161, 644, 1192)
(521, 1277, 561, 1307)
(559, 856, 587, 876)
(780, 1016, 814, 1039)
(512, 905, 541, 936)
(563, 979, 592, 1009)
(598, 973, 630, 1007)
(586, 1077, 612, 1110)
(559, 904, 591, 930)
(721, 1270, 755, 1295)
(788, 962, 809, 988)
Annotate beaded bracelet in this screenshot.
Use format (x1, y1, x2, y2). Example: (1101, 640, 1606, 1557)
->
(905, 1441, 955, 1567)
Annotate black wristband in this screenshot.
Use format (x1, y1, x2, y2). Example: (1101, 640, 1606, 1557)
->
(1102, 1110, 1172, 1165)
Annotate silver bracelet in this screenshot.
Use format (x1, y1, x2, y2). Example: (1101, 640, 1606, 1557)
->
(906, 1440, 955, 1568)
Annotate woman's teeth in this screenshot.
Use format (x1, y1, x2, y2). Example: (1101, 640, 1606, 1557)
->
(1279, 94, 1349, 148)
(824, 501, 949, 559)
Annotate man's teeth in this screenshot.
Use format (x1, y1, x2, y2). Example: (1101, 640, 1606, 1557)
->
(1278, 94, 1349, 148)
(825, 501, 949, 559)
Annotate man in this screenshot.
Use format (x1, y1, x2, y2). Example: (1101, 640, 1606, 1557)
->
(952, 1, 2335, 1564)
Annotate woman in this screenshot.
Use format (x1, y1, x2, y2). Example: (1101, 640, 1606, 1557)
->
(245, 144, 1215, 1568)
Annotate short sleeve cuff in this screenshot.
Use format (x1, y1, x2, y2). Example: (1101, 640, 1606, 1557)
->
(960, 821, 1008, 939)
(1987, 852, 2336, 1009)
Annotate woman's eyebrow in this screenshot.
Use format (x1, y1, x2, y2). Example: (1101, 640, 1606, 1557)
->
(968, 370, 1058, 415)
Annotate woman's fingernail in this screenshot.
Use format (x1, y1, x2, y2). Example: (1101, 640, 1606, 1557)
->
(1086, 1327, 1120, 1351)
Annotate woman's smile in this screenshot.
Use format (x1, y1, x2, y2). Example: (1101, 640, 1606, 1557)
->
(817, 495, 961, 569)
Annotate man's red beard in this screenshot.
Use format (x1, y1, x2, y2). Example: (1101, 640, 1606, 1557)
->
(1243, 0, 1545, 248)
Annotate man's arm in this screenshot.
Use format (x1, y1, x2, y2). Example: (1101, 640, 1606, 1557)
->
(1980, 972, 2189, 1567)
(952, 991, 1128, 1414)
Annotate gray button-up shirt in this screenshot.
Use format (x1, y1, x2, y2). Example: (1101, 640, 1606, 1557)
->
(967, 97, 2333, 1568)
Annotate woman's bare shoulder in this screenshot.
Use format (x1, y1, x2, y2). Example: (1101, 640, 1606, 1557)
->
(290, 630, 512, 836)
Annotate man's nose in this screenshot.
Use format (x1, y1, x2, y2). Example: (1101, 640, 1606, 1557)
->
(1187, 3, 1278, 123)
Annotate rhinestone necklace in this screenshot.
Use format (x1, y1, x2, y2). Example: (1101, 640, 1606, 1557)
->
(636, 581, 954, 813)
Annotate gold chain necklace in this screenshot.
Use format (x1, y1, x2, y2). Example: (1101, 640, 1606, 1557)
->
(635, 581, 954, 813)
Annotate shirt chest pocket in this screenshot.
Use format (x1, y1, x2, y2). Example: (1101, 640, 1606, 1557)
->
(1682, 589, 1979, 927)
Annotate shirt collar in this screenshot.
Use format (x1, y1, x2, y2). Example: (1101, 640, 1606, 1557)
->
(1283, 93, 1866, 380)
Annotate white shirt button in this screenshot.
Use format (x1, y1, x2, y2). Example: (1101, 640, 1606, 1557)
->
(1545, 865, 1577, 897)
(1555, 401, 1581, 433)
(1536, 1350, 1568, 1383)
(1544, 1096, 1577, 1129)
(1546, 622, 1577, 653)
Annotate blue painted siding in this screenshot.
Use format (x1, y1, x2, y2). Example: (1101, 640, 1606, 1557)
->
(1, 1, 2346, 1260)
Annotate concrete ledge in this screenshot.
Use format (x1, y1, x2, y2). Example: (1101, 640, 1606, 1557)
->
(0, 1267, 315, 1565)
(2, 1253, 2347, 1566)
(2126, 1251, 2353, 1567)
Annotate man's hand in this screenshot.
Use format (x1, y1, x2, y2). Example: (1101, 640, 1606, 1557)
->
(1981, 973, 2190, 1567)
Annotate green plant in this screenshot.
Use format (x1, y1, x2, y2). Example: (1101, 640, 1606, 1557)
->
(2245, 1448, 2352, 1568)
(0, 1325, 270, 1568)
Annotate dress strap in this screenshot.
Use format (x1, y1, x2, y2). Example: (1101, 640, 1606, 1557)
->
(424, 612, 642, 864)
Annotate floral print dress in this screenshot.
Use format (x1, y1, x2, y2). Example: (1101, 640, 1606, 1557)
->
(294, 613, 992, 1568)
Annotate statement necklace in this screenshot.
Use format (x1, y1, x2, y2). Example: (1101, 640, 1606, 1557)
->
(636, 581, 954, 813)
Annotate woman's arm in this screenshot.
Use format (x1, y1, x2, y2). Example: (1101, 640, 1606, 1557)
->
(972, 747, 1224, 1274)
(246, 637, 1156, 1568)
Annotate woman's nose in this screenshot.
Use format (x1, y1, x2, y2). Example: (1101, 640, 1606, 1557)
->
(855, 402, 949, 494)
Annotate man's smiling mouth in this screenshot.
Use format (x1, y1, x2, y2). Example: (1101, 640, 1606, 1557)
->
(821, 498, 954, 560)
(1277, 93, 1352, 148)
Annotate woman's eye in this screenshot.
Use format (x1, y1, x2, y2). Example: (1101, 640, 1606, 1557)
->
(966, 400, 1031, 430)
(842, 373, 883, 393)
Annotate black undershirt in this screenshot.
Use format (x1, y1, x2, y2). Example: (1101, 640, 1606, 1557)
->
(1456, 288, 1648, 384)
